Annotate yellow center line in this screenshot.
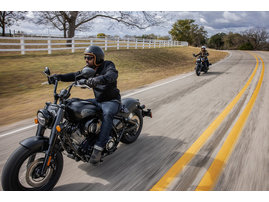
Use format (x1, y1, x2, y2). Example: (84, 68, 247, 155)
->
(150, 54, 259, 191)
(195, 55, 264, 191)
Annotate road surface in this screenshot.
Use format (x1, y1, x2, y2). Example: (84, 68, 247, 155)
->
(0, 50, 268, 191)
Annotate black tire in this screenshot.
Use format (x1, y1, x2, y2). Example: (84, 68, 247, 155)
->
(1, 145, 63, 191)
(196, 65, 201, 76)
(120, 109, 143, 144)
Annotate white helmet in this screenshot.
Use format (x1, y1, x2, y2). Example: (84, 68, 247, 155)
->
(201, 46, 206, 50)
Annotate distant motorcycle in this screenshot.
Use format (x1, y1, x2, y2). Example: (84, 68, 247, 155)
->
(193, 54, 209, 76)
(1, 67, 152, 191)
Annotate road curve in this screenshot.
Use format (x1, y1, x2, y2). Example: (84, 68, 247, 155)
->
(0, 50, 268, 191)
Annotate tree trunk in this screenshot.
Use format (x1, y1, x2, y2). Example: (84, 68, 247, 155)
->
(1, 12, 6, 36)
(66, 13, 77, 47)
(2, 24, 5, 36)
(66, 24, 75, 47)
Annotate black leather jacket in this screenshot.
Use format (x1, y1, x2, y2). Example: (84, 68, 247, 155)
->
(58, 61, 121, 102)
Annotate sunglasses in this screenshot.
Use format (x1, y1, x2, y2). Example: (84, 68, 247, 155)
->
(84, 56, 94, 60)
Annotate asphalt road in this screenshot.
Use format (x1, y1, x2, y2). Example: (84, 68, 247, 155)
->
(0, 50, 268, 191)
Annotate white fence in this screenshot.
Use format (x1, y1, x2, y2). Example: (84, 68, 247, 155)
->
(0, 36, 188, 55)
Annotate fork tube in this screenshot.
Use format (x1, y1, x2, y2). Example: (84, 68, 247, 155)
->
(35, 124, 46, 137)
(41, 107, 64, 175)
(54, 80, 59, 104)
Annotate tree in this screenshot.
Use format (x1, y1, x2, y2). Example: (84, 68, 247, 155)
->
(33, 11, 163, 39)
(223, 32, 246, 50)
(169, 19, 207, 46)
(242, 27, 269, 49)
(208, 33, 226, 49)
(141, 34, 158, 39)
(97, 33, 106, 38)
(0, 11, 27, 36)
(192, 26, 208, 47)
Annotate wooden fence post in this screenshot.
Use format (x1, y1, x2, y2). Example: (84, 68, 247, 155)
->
(126, 38, 130, 49)
(117, 38, 120, 50)
(20, 37, 25, 55)
(105, 37, 108, 51)
(135, 39, 138, 49)
(142, 39, 145, 49)
(48, 38, 52, 54)
(72, 38, 75, 53)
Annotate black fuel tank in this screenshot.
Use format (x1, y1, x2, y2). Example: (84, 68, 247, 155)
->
(65, 98, 101, 122)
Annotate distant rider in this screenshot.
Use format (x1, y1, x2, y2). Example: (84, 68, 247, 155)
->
(193, 46, 211, 69)
(48, 45, 121, 165)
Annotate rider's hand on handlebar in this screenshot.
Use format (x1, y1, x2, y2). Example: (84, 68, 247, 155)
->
(77, 78, 98, 88)
(86, 78, 98, 88)
(48, 74, 61, 84)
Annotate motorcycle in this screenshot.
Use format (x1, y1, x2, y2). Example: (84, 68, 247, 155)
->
(193, 54, 209, 76)
(1, 67, 152, 191)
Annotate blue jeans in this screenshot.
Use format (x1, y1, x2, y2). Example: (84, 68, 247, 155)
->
(88, 99, 120, 150)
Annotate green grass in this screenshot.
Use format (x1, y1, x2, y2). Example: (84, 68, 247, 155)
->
(0, 47, 228, 125)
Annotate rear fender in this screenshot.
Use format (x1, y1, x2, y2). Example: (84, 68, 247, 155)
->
(20, 136, 49, 152)
(121, 98, 140, 113)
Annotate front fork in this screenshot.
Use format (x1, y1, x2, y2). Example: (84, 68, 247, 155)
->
(26, 123, 47, 167)
(39, 107, 64, 176)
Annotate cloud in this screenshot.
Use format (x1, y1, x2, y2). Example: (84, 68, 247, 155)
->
(9, 11, 269, 38)
(200, 18, 207, 24)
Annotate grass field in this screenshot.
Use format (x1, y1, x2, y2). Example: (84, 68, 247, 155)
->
(0, 46, 228, 126)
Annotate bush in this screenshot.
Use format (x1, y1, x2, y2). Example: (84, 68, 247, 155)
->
(239, 42, 254, 50)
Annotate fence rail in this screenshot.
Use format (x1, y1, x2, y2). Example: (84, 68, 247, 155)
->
(0, 36, 188, 55)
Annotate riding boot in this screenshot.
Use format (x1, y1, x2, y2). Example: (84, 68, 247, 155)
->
(90, 145, 103, 165)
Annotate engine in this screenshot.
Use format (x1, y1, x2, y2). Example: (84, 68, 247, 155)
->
(63, 118, 117, 158)
(68, 119, 101, 145)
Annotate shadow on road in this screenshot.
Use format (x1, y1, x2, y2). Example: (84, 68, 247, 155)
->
(201, 71, 224, 76)
(54, 133, 187, 191)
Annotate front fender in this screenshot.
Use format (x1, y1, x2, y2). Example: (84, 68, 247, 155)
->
(20, 136, 49, 152)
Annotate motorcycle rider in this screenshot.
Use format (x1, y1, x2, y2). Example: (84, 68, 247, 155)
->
(48, 45, 121, 165)
(193, 46, 211, 69)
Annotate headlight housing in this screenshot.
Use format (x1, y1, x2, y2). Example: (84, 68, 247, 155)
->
(37, 109, 52, 127)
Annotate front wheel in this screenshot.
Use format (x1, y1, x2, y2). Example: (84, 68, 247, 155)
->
(120, 109, 143, 144)
(196, 65, 201, 76)
(1, 145, 63, 191)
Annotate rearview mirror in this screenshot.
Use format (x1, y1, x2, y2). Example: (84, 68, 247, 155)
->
(76, 67, 95, 80)
(44, 67, 51, 76)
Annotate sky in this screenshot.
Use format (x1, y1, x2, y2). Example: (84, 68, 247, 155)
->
(3, 0, 269, 38)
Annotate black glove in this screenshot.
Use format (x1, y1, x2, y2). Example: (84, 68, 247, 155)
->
(193, 53, 196, 57)
(86, 77, 98, 88)
(48, 74, 61, 84)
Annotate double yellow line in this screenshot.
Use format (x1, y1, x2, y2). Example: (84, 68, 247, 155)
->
(151, 54, 264, 191)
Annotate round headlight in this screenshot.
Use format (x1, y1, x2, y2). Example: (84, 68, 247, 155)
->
(37, 109, 51, 127)
(37, 112, 46, 126)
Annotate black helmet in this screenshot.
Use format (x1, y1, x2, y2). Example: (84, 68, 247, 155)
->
(84, 45, 104, 66)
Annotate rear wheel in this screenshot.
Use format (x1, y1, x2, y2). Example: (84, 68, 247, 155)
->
(1, 145, 63, 191)
(204, 66, 208, 73)
(120, 109, 143, 144)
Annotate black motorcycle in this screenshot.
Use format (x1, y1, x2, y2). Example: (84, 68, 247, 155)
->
(193, 54, 209, 76)
(1, 67, 152, 191)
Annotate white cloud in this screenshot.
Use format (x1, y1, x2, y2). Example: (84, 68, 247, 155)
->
(223, 11, 241, 21)
(200, 18, 207, 24)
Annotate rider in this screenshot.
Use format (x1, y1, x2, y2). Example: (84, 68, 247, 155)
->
(193, 46, 211, 69)
(49, 45, 121, 165)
